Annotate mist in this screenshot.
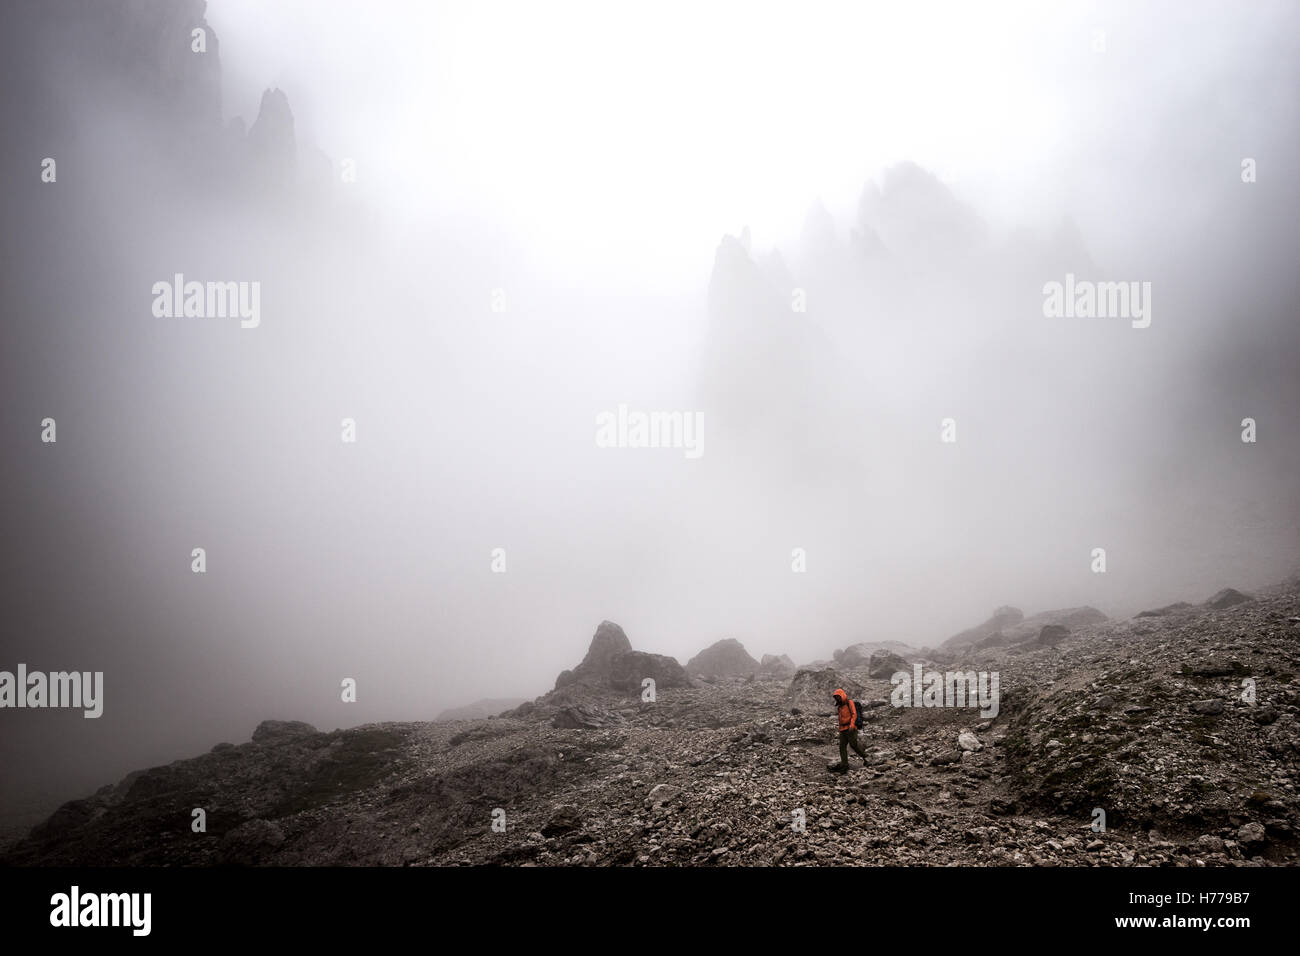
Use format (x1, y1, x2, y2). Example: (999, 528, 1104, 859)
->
(2, 0, 1298, 828)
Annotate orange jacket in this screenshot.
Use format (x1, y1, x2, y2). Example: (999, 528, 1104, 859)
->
(833, 689, 856, 732)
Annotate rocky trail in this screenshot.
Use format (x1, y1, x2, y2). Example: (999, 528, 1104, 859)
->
(4, 580, 1299, 867)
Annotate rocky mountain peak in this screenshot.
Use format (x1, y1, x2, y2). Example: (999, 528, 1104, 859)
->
(687, 638, 759, 679)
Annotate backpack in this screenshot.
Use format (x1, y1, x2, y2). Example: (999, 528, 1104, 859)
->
(851, 700, 866, 730)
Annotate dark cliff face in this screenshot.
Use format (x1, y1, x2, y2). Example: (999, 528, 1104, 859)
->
(79, 0, 224, 127)
(2, 0, 222, 146)
(0, 0, 332, 825)
(0, 0, 303, 196)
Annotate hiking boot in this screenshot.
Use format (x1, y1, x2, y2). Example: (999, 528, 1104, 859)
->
(826, 763, 848, 774)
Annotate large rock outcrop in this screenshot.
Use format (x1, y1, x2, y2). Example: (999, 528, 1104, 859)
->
(687, 639, 759, 678)
(785, 669, 866, 715)
(758, 654, 796, 678)
(553, 621, 690, 696)
(1206, 588, 1253, 610)
(1036, 624, 1070, 646)
(943, 606, 1024, 648)
(867, 650, 911, 679)
(555, 621, 633, 689)
(836, 641, 920, 668)
(945, 605, 1108, 648)
(1004, 608, 1107, 644)
(608, 651, 691, 694)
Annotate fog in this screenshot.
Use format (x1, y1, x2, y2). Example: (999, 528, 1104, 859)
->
(2, 0, 1298, 824)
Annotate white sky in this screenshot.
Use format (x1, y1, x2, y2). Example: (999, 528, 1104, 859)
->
(208, 0, 1094, 280)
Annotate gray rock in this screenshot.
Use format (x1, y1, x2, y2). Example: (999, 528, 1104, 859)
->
(944, 606, 1024, 648)
(687, 638, 759, 678)
(251, 720, 318, 743)
(867, 650, 910, 679)
(607, 651, 691, 694)
(1037, 624, 1069, 646)
(645, 784, 681, 809)
(1181, 659, 1248, 678)
(1206, 588, 1252, 609)
(555, 621, 633, 689)
(551, 704, 623, 729)
(1237, 822, 1266, 847)
(758, 654, 796, 678)
(218, 819, 285, 865)
(541, 806, 583, 837)
(1196, 834, 1225, 853)
(785, 669, 865, 714)
(1250, 705, 1279, 725)
(1136, 601, 1193, 618)
(837, 643, 897, 667)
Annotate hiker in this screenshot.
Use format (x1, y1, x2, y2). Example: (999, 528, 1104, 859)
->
(827, 688, 869, 774)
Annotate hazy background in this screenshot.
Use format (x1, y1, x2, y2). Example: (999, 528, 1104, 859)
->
(1, 0, 1298, 827)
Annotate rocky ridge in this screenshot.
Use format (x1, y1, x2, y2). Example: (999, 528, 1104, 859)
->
(5, 581, 1298, 866)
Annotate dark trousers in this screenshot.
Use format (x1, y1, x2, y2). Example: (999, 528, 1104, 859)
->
(837, 729, 869, 768)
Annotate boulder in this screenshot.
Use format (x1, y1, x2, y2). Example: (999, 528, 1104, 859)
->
(1206, 588, 1252, 609)
(785, 668, 865, 715)
(758, 653, 796, 678)
(836, 644, 873, 667)
(867, 650, 910, 679)
(1036, 624, 1069, 646)
(998, 608, 1107, 643)
(944, 606, 1024, 648)
(607, 651, 691, 694)
(1135, 601, 1194, 618)
(1195, 834, 1225, 853)
(541, 805, 583, 837)
(1181, 659, 1249, 678)
(1237, 822, 1266, 847)
(1042, 607, 1107, 628)
(644, 784, 682, 809)
(687, 638, 759, 678)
